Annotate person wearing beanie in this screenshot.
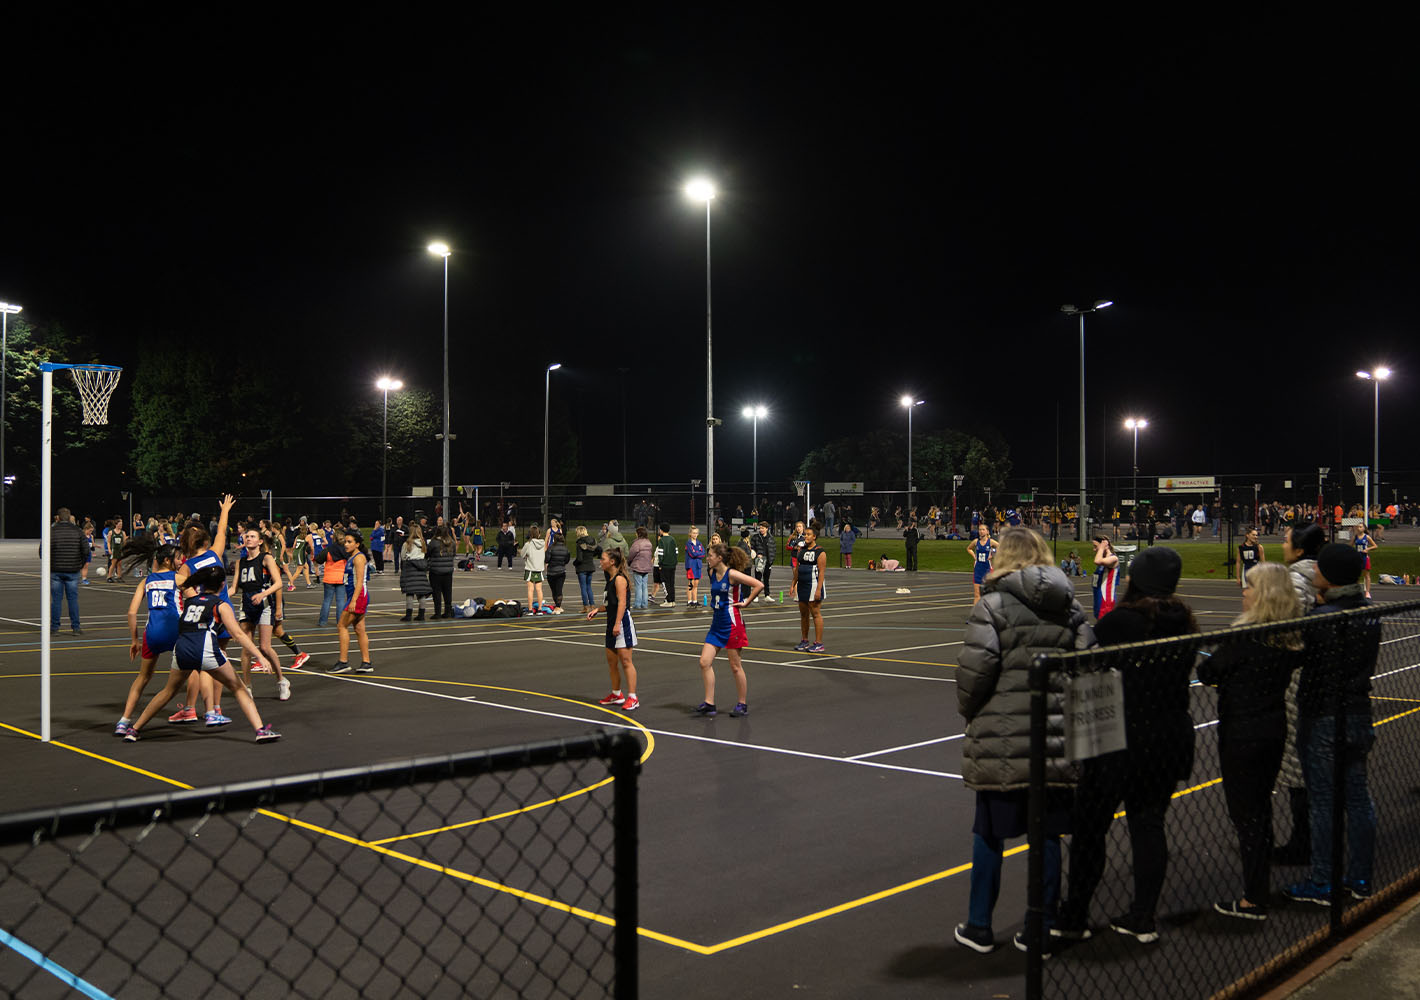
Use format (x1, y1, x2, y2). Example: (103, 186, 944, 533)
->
(1055, 545, 1198, 945)
(1282, 543, 1381, 905)
(1273, 521, 1330, 864)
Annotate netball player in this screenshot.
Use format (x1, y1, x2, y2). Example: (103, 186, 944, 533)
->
(169, 494, 236, 726)
(121, 565, 279, 743)
(968, 523, 997, 604)
(794, 523, 828, 653)
(589, 547, 639, 711)
(693, 542, 763, 717)
(287, 526, 313, 589)
(329, 529, 373, 674)
(684, 526, 706, 607)
(235, 528, 291, 699)
(1354, 523, 1378, 596)
(1091, 536, 1121, 618)
(1237, 528, 1265, 590)
(114, 538, 180, 735)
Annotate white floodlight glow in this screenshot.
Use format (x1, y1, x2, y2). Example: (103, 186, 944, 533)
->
(1094, 299, 1114, 309)
(547, 362, 562, 372)
(1375, 366, 1392, 379)
(684, 178, 716, 202)
(427, 241, 451, 257)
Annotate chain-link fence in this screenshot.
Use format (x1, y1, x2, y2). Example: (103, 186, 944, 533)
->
(1023, 599, 1420, 999)
(0, 732, 641, 999)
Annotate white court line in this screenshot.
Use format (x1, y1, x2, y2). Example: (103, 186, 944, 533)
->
(839, 641, 959, 657)
(537, 636, 954, 683)
(848, 734, 964, 760)
(306, 672, 962, 779)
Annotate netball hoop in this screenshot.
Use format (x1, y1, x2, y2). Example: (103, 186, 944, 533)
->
(39, 363, 122, 742)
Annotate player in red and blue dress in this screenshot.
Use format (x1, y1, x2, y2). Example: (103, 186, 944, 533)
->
(968, 523, 997, 604)
(589, 548, 640, 711)
(693, 543, 765, 718)
(684, 526, 706, 607)
(795, 524, 829, 653)
(114, 539, 182, 735)
(329, 530, 373, 675)
(1091, 536, 1121, 618)
(121, 565, 280, 743)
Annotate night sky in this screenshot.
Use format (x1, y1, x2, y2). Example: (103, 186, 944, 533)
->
(5, 12, 1416, 502)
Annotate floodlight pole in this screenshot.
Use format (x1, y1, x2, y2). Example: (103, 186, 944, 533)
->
(1062, 300, 1112, 541)
(40, 366, 52, 742)
(1, 301, 22, 539)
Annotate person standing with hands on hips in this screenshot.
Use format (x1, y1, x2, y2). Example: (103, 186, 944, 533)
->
(968, 523, 997, 605)
(589, 548, 639, 712)
(692, 543, 763, 718)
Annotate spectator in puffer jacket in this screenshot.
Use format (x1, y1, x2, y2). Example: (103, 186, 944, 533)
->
(399, 525, 432, 621)
(953, 528, 1095, 955)
(50, 507, 89, 633)
(426, 526, 456, 619)
(544, 525, 570, 614)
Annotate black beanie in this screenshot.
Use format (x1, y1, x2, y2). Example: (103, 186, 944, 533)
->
(1128, 546, 1182, 597)
(1316, 543, 1365, 587)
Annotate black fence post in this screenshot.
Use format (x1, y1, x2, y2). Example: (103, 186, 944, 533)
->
(1026, 655, 1047, 1000)
(1329, 693, 1347, 937)
(611, 734, 641, 1000)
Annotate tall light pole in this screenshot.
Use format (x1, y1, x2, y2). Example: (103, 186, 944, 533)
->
(543, 363, 562, 526)
(685, 178, 717, 535)
(1, 301, 21, 540)
(1356, 367, 1391, 501)
(742, 405, 767, 517)
(1124, 417, 1147, 520)
(376, 377, 403, 525)
(1061, 299, 1113, 540)
(900, 395, 924, 512)
(428, 242, 452, 523)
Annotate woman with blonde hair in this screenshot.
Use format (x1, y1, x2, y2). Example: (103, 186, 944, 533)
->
(1197, 561, 1304, 921)
(955, 526, 1093, 954)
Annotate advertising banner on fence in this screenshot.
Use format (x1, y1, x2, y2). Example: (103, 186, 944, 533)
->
(1157, 476, 1216, 493)
(824, 482, 865, 495)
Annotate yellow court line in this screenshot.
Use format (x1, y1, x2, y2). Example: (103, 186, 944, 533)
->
(1375, 705, 1420, 726)
(1371, 695, 1420, 704)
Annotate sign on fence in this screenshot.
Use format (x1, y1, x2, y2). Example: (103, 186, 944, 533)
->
(824, 482, 865, 495)
(1157, 476, 1216, 493)
(1064, 668, 1127, 761)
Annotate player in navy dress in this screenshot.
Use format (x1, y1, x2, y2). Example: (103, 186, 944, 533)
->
(121, 565, 280, 742)
(968, 524, 997, 604)
(1354, 524, 1377, 596)
(588, 547, 639, 711)
(795, 524, 829, 653)
(114, 538, 181, 735)
(694, 543, 764, 717)
(236, 527, 290, 699)
(169, 494, 236, 726)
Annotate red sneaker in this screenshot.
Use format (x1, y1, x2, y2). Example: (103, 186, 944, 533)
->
(168, 705, 198, 724)
(597, 692, 625, 706)
(290, 653, 311, 670)
(621, 695, 640, 712)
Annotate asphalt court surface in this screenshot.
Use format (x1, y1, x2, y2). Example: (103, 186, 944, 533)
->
(3, 542, 1418, 998)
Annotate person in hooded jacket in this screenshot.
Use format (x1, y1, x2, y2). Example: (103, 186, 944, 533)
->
(1273, 521, 1327, 864)
(521, 525, 548, 613)
(1054, 546, 1198, 945)
(953, 528, 1095, 955)
(573, 526, 601, 609)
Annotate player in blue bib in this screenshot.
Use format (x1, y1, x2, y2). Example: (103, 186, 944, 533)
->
(170, 494, 236, 726)
(1354, 525, 1377, 595)
(114, 537, 182, 735)
(121, 565, 280, 743)
(968, 524, 998, 604)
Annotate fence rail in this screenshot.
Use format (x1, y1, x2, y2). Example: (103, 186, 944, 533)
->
(0, 731, 641, 999)
(1026, 599, 1420, 999)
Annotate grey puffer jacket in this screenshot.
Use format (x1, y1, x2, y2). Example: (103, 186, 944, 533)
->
(957, 565, 1096, 790)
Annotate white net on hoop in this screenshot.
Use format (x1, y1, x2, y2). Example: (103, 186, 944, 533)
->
(1352, 466, 1370, 487)
(70, 367, 122, 426)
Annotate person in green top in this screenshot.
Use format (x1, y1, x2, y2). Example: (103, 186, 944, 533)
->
(655, 523, 679, 607)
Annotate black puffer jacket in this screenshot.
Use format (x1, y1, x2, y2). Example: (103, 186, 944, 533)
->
(1093, 600, 1198, 779)
(399, 543, 432, 596)
(426, 535, 456, 576)
(573, 535, 600, 575)
(957, 565, 1096, 790)
(545, 534, 570, 578)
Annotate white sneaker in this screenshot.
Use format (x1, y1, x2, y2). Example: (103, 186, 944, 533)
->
(277, 679, 291, 701)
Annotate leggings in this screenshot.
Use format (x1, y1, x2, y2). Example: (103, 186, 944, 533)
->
(547, 573, 565, 608)
(429, 571, 453, 617)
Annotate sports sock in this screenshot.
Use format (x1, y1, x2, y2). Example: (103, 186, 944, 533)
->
(279, 633, 300, 653)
